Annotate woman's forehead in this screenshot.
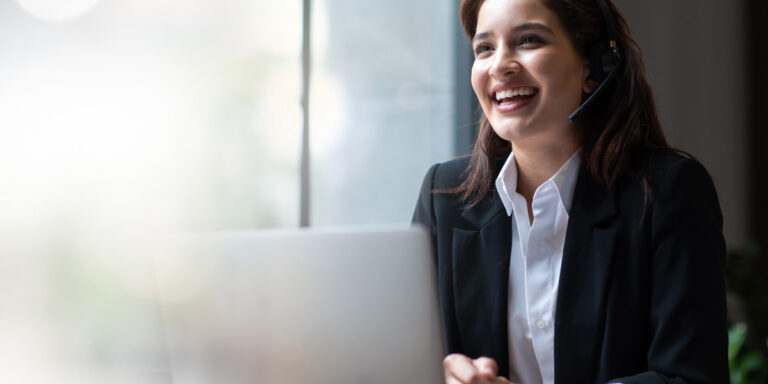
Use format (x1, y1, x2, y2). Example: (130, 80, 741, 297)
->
(475, 0, 559, 34)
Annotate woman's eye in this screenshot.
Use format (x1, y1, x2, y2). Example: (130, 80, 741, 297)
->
(519, 34, 545, 48)
(473, 43, 492, 56)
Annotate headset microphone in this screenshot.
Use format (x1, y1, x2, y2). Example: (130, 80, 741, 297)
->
(568, 0, 623, 123)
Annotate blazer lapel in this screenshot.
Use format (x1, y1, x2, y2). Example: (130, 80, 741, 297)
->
(452, 192, 512, 377)
(554, 167, 618, 384)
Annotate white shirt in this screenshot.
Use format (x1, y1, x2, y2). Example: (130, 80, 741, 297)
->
(494, 151, 581, 384)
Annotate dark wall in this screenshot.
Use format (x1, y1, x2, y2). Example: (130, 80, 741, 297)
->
(614, 0, 750, 250)
(750, 0, 768, 264)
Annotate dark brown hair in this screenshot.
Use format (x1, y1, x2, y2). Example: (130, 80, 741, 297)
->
(452, 0, 670, 207)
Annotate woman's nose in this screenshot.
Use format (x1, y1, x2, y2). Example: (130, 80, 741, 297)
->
(489, 47, 520, 79)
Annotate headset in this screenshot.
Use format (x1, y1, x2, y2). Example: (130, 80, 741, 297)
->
(567, 0, 623, 123)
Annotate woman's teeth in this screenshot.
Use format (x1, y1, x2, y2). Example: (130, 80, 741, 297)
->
(495, 87, 537, 102)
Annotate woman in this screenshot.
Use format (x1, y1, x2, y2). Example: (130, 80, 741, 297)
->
(412, 0, 728, 383)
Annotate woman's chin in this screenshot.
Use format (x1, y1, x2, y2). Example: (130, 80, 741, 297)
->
(489, 121, 534, 143)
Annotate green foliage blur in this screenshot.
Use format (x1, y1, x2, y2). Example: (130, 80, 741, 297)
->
(727, 246, 768, 384)
(729, 323, 768, 384)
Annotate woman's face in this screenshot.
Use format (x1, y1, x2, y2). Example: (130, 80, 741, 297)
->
(471, 0, 592, 147)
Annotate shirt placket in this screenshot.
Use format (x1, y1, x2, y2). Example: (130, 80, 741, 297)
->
(526, 184, 557, 382)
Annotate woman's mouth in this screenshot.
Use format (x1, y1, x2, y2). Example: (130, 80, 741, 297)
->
(492, 87, 539, 113)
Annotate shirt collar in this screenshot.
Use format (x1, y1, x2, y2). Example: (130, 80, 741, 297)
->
(494, 150, 582, 216)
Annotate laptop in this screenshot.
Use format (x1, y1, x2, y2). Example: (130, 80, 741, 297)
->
(153, 226, 445, 384)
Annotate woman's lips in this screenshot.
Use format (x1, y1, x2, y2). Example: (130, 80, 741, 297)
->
(493, 92, 537, 113)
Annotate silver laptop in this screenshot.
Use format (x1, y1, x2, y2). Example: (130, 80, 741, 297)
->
(154, 226, 445, 384)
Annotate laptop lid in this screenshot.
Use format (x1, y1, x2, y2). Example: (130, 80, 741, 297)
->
(154, 226, 444, 384)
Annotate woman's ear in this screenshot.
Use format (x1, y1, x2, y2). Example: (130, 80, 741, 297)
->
(583, 62, 598, 94)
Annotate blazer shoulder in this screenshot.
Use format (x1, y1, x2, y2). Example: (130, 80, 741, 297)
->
(644, 151, 712, 184)
(631, 150, 724, 235)
(431, 156, 471, 190)
(412, 156, 471, 226)
(612, 151, 719, 223)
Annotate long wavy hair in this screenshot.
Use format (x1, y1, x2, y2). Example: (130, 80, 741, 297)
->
(452, 0, 670, 207)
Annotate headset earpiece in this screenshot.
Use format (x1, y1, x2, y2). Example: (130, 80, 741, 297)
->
(568, 0, 623, 123)
(587, 41, 611, 82)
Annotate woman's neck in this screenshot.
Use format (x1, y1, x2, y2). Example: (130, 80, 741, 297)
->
(513, 141, 580, 202)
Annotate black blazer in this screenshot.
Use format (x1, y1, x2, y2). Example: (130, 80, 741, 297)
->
(412, 152, 728, 384)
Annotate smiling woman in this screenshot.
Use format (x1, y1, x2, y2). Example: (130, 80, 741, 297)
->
(412, 0, 728, 383)
(470, 1, 587, 151)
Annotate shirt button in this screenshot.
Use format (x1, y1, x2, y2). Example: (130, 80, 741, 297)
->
(536, 319, 546, 329)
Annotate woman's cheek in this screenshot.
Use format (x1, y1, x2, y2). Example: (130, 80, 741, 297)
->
(535, 52, 584, 108)
(470, 61, 488, 89)
(470, 62, 492, 110)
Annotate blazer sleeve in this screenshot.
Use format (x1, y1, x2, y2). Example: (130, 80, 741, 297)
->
(610, 158, 729, 384)
(411, 163, 466, 356)
(412, 163, 439, 240)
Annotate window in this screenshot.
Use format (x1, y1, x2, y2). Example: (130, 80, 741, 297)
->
(0, 0, 461, 380)
(309, 0, 455, 225)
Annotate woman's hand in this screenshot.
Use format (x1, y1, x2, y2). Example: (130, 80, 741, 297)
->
(443, 354, 516, 384)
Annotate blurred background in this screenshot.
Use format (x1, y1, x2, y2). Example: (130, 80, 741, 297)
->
(0, 0, 765, 382)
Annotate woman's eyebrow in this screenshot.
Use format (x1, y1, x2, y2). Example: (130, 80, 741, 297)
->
(472, 31, 493, 44)
(512, 22, 553, 34)
(473, 22, 554, 43)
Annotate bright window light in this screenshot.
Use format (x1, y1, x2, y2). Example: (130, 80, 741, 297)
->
(15, 0, 103, 21)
